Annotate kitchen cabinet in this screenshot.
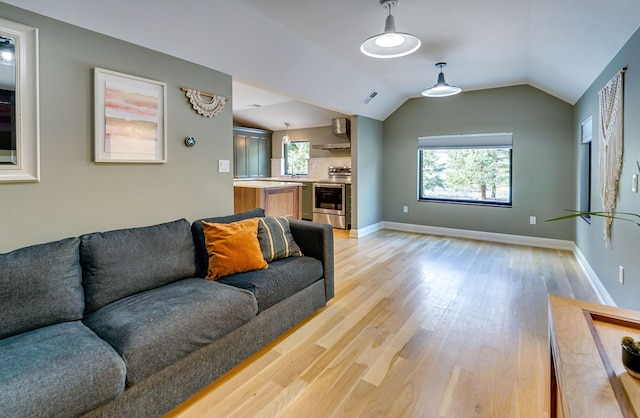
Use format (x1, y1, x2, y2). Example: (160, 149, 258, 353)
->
(233, 181, 302, 219)
(233, 127, 271, 178)
(301, 183, 313, 221)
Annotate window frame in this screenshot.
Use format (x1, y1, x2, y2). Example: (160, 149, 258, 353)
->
(579, 115, 593, 223)
(417, 133, 513, 207)
(284, 140, 310, 175)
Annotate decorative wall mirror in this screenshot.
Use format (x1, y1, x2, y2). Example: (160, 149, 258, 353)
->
(0, 17, 39, 183)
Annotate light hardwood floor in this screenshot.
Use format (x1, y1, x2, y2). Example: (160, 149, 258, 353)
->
(167, 229, 599, 418)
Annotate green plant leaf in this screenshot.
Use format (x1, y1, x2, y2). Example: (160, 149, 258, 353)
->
(546, 209, 640, 227)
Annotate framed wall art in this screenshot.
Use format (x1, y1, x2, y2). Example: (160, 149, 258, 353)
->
(94, 68, 167, 163)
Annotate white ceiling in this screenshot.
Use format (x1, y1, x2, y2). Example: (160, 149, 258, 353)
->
(4, 0, 640, 131)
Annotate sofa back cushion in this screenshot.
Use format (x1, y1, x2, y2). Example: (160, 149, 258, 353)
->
(0, 237, 84, 339)
(191, 208, 265, 277)
(81, 219, 197, 313)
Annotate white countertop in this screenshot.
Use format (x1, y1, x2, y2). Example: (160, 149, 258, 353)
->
(234, 177, 351, 184)
(233, 180, 304, 189)
(234, 176, 314, 183)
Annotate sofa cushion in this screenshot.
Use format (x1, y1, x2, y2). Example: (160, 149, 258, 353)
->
(83, 278, 258, 387)
(192, 208, 265, 277)
(202, 218, 268, 280)
(0, 237, 84, 339)
(219, 256, 323, 312)
(257, 216, 303, 262)
(0, 321, 126, 418)
(81, 218, 197, 313)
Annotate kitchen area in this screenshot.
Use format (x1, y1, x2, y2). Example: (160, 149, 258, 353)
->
(232, 118, 352, 230)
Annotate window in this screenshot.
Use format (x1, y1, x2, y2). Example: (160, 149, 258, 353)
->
(284, 141, 310, 175)
(579, 116, 593, 223)
(418, 133, 513, 206)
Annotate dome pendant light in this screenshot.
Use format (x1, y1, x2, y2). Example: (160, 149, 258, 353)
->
(360, 0, 421, 59)
(282, 123, 291, 144)
(421, 62, 462, 97)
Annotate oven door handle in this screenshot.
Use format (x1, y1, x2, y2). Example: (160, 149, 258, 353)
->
(314, 183, 344, 188)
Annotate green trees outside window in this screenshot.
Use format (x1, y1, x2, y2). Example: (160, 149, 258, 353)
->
(419, 148, 512, 205)
(285, 141, 310, 175)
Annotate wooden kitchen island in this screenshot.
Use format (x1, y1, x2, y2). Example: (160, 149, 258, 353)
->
(233, 181, 302, 219)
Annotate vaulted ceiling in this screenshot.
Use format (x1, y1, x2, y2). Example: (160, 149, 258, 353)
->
(4, 0, 640, 130)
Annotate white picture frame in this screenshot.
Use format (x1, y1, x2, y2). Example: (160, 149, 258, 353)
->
(0, 18, 40, 182)
(94, 68, 167, 163)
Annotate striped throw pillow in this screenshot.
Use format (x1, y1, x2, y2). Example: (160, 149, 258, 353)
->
(257, 217, 302, 262)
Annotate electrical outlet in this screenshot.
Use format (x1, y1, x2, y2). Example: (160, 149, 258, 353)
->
(620, 265, 625, 285)
(529, 216, 537, 225)
(633, 174, 638, 193)
(403, 205, 409, 213)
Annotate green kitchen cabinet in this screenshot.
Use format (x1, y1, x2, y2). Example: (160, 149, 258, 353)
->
(301, 183, 313, 220)
(233, 127, 271, 178)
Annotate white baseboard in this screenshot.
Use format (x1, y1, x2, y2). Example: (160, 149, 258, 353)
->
(350, 221, 614, 306)
(573, 245, 616, 306)
(349, 222, 384, 238)
(381, 221, 574, 250)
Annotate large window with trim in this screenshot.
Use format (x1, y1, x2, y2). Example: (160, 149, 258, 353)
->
(284, 141, 310, 175)
(418, 133, 513, 206)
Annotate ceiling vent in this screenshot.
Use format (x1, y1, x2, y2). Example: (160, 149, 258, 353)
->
(362, 90, 378, 104)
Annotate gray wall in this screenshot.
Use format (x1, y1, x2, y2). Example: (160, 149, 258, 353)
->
(383, 85, 574, 240)
(352, 115, 383, 230)
(0, 4, 233, 252)
(574, 26, 640, 310)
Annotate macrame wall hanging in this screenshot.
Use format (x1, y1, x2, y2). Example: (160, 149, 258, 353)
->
(181, 87, 227, 117)
(598, 67, 626, 243)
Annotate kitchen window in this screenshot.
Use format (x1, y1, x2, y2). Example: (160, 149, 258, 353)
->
(418, 133, 513, 206)
(284, 141, 309, 175)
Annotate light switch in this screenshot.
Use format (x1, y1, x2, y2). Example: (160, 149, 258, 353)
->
(633, 174, 638, 193)
(218, 160, 230, 173)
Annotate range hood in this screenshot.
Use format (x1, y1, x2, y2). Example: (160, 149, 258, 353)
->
(313, 118, 351, 150)
(332, 118, 350, 138)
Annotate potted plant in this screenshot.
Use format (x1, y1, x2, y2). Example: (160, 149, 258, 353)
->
(622, 336, 640, 378)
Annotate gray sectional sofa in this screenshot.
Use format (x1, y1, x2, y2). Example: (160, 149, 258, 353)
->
(0, 209, 334, 417)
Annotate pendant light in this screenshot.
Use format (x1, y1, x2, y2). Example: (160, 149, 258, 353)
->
(421, 62, 462, 97)
(360, 0, 421, 59)
(282, 123, 291, 144)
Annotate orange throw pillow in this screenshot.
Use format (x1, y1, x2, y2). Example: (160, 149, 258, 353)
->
(201, 218, 268, 280)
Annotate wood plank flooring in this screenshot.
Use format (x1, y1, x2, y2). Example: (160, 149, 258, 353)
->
(167, 229, 599, 418)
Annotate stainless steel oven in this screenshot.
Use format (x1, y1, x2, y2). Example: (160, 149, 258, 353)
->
(312, 182, 346, 229)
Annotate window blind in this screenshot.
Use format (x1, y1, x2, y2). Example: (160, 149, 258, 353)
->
(418, 132, 513, 150)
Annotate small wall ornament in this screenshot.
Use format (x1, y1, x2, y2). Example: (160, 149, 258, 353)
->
(181, 87, 227, 118)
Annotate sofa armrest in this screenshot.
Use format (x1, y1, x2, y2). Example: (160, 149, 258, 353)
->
(288, 220, 334, 301)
